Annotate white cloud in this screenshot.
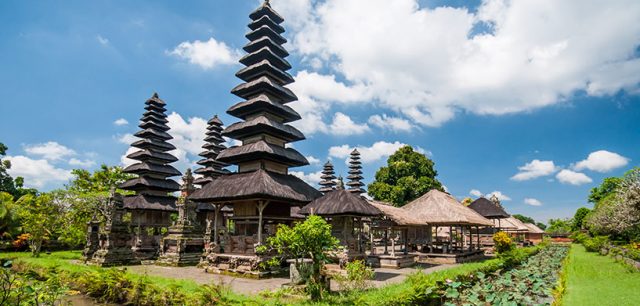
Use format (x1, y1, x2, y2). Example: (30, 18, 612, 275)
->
(5, 155, 73, 189)
(113, 118, 129, 126)
(68, 158, 96, 168)
(486, 191, 511, 201)
(117, 133, 136, 145)
(24, 141, 76, 161)
(368, 114, 413, 132)
(328, 112, 370, 135)
(290, 170, 323, 186)
(120, 147, 138, 168)
(511, 160, 559, 181)
(524, 198, 543, 206)
(169, 37, 240, 69)
(96, 35, 109, 45)
(556, 169, 593, 186)
(270, 0, 640, 127)
(289, 71, 372, 135)
(329, 141, 409, 164)
(574, 150, 630, 173)
(469, 189, 483, 197)
(306, 156, 321, 165)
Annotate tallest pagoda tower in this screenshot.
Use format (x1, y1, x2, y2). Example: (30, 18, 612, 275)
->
(191, 0, 321, 275)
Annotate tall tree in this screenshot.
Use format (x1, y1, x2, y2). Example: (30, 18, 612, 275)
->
(0, 143, 17, 196)
(0, 192, 21, 239)
(368, 145, 443, 207)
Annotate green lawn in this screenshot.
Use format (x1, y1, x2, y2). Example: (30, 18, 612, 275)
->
(563, 244, 640, 306)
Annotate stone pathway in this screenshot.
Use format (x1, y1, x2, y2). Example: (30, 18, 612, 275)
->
(126, 262, 458, 295)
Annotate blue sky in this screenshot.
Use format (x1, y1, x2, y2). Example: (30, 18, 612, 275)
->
(1, 0, 639, 224)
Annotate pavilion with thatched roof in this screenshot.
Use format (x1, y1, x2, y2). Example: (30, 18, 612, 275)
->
(523, 223, 545, 244)
(299, 188, 382, 263)
(402, 189, 492, 262)
(368, 201, 427, 268)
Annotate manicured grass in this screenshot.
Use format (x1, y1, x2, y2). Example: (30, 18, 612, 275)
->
(563, 244, 640, 306)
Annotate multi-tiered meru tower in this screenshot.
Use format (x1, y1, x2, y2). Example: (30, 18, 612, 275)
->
(190, 0, 321, 277)
(347, 149, 365, 195)
(119, 93, 181, 261)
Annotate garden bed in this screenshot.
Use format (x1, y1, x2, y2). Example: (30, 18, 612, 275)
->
(442, 244, 569, 305)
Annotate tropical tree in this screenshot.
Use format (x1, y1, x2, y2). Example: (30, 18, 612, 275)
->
(572, 207, 591, 231)
(547, 218, 572, 235)
(588, 177, 621, 205)
(368, 145, 444, 207)
(67, 164, 133, 193)
(0, 143, 37, 200)
(261, 215, 339, 300)
(512, 214, 535, 225)
(15, 193, 64, 256)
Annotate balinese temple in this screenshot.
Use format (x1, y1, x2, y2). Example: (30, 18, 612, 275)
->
(347, 149, 365, 194)
(299, 187, 382, 265)
(189, 0, 321, 276)
(319, 161, 337, 193)
(194, 115, 229, 186)
(119, 93, 181, 261)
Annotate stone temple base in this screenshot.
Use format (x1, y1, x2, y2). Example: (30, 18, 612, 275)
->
(416, 249, 485, 264)
(156, 234, 204, 267)
(201, 253, 283, 278)
(367, 254, 416, 269)
(90, 248, 140, 267)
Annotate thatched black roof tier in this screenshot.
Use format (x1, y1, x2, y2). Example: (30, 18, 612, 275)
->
(243, 37, 289, 58)
(132, 139, 176, 152)
(217, 140, 309, 167)
(468, 197, 510, 219)
(249, 0, 284, 24)
(189, 169, 322, 203)
(249, 15, 285, 33)
(123, 162, 181, 177)
(227, 94, 301, 123)
(402, 190, 494, 226)
(231, 76, 297, 102)
(223, 116, 305, 142)
(298, 189, 382, 217)
(194, 115, 229, 186)
(236, 60, 293, 84)
(123, 194, 177, 211)
(120, 93, 180, 197)
(246, 25, 287, 45)
(126, 149, 178, 164)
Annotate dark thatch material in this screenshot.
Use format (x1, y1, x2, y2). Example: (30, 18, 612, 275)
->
(231, 75, 297, 102)
(227, 94, 301, 123)
(223, 115, 305, 142)
(189, 169, 322, 204)
(468, 197, 510, 219)
(369, 201, 426, 226)
(240, 48, 291, 71)
(246, 25, 287, 45)
(243, 38, 288, 58)
(217, 140, 309, 167)
(298, 189, 382, 217)
(249, 0, 284, 24)
(249, 15, 285, 33)
(119, 177, 180, 192)
(402, 190, 494, 226)
(236, 59, 293, 84)
(123, 195, 177, 211)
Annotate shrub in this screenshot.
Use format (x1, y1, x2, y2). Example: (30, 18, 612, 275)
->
(583, 236, 609, 252)
(493, 231, 514, 254)
(334, 260, 375, 292)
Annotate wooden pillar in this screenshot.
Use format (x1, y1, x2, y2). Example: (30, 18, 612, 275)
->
(384, 229, 389, 255)
(257, 201, 269, 244)
(476, 226, 480, 250)
(449, 226, 453, 253)
(404, 228, 408, 255)
(213, 204, 220, 245)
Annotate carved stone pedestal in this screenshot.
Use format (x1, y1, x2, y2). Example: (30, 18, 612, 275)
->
(90, 191, 139, 266)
